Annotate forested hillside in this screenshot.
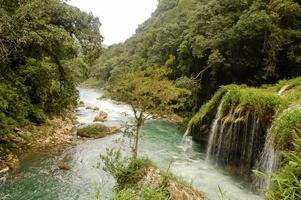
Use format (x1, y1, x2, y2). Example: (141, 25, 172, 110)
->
(0, 0, 102, 154)
(91, 0, 301, 109)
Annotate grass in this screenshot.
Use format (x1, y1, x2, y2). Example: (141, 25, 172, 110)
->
(111, 185, 169, 200)
(77, 124, 119, 138)
(270, 109, 301, 149)
(221, 87, 286, 120)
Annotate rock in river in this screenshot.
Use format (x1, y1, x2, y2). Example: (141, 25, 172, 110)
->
(77, 124, 120, 139)
(94, 111, 108, 122)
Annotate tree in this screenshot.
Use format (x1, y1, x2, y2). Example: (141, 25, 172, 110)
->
(0, 0, 102, 155)
(109, 66, 191, 157)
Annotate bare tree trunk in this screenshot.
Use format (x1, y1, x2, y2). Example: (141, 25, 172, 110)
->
(133, 123, 141, 158)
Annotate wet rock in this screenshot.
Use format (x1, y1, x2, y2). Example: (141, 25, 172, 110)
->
(78, 101, 85, 107)
(0, 167, 9, 175)
(93, 107, 100, 111)
(139, 167, 162, 188)
(168, 182, 207, 200)
(94, 111, 108, 122)
(86, 106, 93, 110)
(4, 154, 19, 171)
(58, 162, 72, 171)
(0, 176, 7, 184)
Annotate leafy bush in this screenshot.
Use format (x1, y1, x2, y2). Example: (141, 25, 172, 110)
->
(28, 106, 47, 124)
(101, 150, 153, 189)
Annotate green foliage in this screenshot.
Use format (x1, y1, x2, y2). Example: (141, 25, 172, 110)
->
(101, 150, 153, 189)
(109, 66, 191, 118)
(111, 185, 169, 200)
(0, 0, 102, 154)
(188, 86, 229, 128)
(91, 0, 301, 109)
(28, 106, 47, 124)
(270, 109, 301, 150)
(220, 87, 285, 119)
(108, 66, 191, 157)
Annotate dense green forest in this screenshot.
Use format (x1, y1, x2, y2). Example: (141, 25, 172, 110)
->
(0, 0, 102, 154)
(91, 0, 301, 110)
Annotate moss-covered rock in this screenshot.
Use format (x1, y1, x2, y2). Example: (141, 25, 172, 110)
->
(189, 86, 228, 143)
(77, 124, 119, 138)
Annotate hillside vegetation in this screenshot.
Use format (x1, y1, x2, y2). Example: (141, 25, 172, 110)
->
(91, 0, 301, 109)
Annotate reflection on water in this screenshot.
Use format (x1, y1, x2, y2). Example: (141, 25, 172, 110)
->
(0, 87, 262, 200)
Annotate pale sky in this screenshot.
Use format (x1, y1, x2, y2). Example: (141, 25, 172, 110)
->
(69, 0, 158, 45)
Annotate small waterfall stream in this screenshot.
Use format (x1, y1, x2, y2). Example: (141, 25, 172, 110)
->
(277, 84, 291, 96)
(205, 104, 223, 161)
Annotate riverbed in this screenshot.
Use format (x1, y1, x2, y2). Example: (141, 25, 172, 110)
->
(0, 87, 262, 200)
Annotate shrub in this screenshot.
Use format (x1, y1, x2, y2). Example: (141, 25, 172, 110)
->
(28, 106, 47, 124)
(101, 150, 153, 189)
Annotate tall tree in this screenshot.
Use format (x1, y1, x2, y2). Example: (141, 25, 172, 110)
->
(109, 65, 190, 157)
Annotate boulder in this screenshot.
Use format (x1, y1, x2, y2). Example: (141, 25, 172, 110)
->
(58, 162, 72, 171)
(78, 101, 85, 107)
(94, 111, 108, 122)
(93, 107, 100, 111)
(168, 182, 207, 200)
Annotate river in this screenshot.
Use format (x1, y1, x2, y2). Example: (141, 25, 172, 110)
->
(0, 87, 262, 200)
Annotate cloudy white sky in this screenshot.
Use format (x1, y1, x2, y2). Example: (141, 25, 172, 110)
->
(69, 0, 158, 45)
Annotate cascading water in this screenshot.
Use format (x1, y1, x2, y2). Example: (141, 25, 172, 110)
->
(277, 84, 290, 96)
(205, 104, 223, 161)
(181, 127, 192, 151)
(204, 99, 278, 188)
(254, 140, 279, 189)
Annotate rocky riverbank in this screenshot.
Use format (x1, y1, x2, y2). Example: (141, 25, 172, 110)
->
(0, 113, 77, 176)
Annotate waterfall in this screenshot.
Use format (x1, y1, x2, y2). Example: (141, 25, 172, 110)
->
(205, 104, 223, 161)
(203, 99, 276, 185)
(277, 84, 290, 96)
(254, 138, 279, 189)
(181, 127, 192, 151)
